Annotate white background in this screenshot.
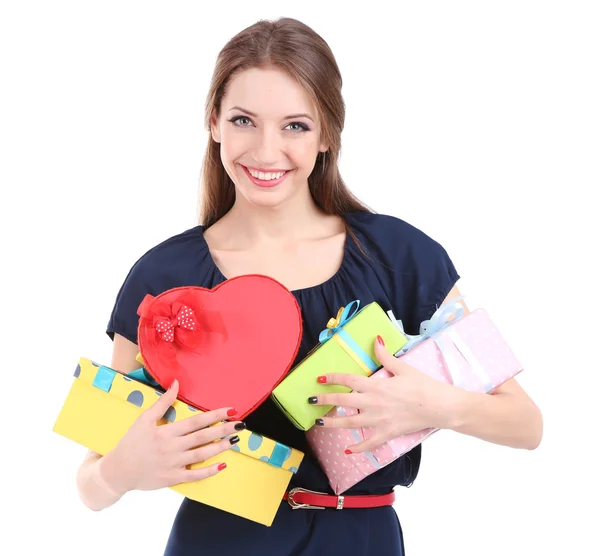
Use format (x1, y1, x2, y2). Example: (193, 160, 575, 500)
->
(2, 1, 598, 555)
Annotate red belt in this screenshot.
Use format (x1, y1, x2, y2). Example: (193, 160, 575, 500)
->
(284, 487, 395, 510)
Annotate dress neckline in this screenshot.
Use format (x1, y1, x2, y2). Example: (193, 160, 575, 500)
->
(197, 222, 352, 295)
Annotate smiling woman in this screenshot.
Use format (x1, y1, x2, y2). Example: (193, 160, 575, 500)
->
(208, 67, 330, 210)
(74, 15, 542, 556)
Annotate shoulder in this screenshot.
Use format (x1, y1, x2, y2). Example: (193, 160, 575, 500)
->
(124, 225, 207, 287)
(106, 225, 209, 343)
(345, 211, 460, 332)
(345, 210, 450, 264)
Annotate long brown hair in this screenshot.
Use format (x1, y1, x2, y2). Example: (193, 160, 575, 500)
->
(199, 17, 372, 231)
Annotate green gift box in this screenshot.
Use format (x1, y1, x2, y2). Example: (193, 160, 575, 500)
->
(271, 300, 408, 430)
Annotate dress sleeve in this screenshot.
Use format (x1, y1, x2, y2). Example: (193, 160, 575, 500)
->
(413, 240, 460, 326)
(106, 251, 160, 345)
(393, 228, 460, 335)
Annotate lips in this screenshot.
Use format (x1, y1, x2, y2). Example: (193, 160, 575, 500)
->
(241, 165, 293, 188)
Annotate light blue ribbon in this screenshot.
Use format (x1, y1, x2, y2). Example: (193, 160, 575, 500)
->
(127, 367, 161, 389)
(318, 300, 379, 373)
(318, 300, 361, 343)
(391, 297, 466, 354)
(388, 296, 493, 391)
(336, 407, 383, 469)
(268, 442, 291, 468)
(92, 366, 117, 392)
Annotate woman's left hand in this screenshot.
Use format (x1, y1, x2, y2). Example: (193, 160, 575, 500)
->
(311, 336, 456, 453)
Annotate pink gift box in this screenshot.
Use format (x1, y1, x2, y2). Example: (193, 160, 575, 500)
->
(306, 305, 524, 494)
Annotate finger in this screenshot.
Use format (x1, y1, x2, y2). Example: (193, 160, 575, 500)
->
(345, 430, 387, 454)
(144, 379, 180, 423)
(172, 461, 227, 485)
(177, 421, 245, 451)
(308, 392, 368, 409)
(315, 410, 372, 429)
(179, 436, 239, 467)
(374, 337, 403, 375)
(171, 406, 236, 436)
(319, 372, 370, 392)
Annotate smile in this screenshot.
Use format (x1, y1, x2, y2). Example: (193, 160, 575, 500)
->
(241, 165, 293, 188)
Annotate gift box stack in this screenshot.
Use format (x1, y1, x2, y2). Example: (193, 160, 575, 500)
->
(53, 275, 305, 527)
(53, 270, 524, 523)
(303, 298, 524, 494)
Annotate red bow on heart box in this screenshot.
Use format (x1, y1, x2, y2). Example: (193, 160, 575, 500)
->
(137, 275, 303, 420)
(154, 303, 198, 342)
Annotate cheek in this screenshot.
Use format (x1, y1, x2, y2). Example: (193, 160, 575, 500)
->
(220, 130, 246, 160)
(291, 140, 320, 168)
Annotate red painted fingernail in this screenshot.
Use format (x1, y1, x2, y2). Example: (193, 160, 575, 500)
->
(218, 463, 227, 471)
(344, 449, 353, 455)
(317, 376, 327, 384)
(377, 335, 385, 346)
(227, 408, 237, 417)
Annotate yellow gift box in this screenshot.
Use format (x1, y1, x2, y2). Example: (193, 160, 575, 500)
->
(53, 358, 304, 526)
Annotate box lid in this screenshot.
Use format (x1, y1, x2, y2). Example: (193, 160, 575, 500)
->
(74, 357, 303, 473)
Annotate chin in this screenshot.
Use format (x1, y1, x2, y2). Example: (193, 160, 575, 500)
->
(233, 176, 308, 210)
(243, 189, 295, 209)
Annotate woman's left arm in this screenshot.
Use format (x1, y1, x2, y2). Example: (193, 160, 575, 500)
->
(443, 368, 543, 450)
(430, 286, 543, 450)
(314, 286, 543, 452)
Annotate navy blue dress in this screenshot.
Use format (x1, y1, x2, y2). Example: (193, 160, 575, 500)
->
(106, 210, 460, 556)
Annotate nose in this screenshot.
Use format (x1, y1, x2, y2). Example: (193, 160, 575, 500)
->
(251, 126, 281, 165)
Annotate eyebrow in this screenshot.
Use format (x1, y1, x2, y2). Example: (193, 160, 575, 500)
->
(228, 106, 315, 123)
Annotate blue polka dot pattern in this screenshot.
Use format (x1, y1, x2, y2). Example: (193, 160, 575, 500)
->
(127, 391, 144, 407)
(74, 364, 81, 378)
(230, 444, 241, 452)
(248, 433, 264, 451)
(162, 406, 176, 422)
(289, 466, 298, 473)
(187, 405, 198, 412)
(259, 456, 269, 463)
(282, 446, 292, 462)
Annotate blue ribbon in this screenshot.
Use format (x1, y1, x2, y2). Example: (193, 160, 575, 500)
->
(318, 300, 379, 373)
(392, 297, 466, 354)
(336, 328, 379, 373)
(127, 367, 161, 389)
(389, 296, 494, 391)
(93, 366, 117, 392)
(268, 442, 292, 468)
(318, 300, 361, 343)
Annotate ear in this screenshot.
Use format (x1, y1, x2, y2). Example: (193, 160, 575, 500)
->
(210, 112, 221, 143)
(319, 142, 329, 154)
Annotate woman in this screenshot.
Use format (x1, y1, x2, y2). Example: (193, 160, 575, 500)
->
(76, 17, 543, 555)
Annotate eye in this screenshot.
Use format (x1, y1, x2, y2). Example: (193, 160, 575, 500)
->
(228, 116, 310, 133)
(229, 116, 253, 127)
(285, 122, 310, 133)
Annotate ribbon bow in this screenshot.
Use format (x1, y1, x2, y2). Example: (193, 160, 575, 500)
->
(153, 303, 198, 343)
(319, 300, 361, 343)
(389, 296, 466, 354)
(388, 296, 493, 391)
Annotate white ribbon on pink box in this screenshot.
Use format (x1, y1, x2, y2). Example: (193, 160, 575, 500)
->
(306, 298, 524, 495)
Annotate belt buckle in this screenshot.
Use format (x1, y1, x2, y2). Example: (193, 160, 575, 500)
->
(287, 487, 326, 510)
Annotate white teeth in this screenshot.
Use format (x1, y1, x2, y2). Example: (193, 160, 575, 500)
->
(247, 168, 286, 180)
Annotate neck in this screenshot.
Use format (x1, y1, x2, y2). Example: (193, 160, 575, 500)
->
(224, 186, 335, 246)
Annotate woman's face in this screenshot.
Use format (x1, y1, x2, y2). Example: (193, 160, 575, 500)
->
(211, 66, 328, 209)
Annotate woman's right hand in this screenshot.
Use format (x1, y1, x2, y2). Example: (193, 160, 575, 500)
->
(99, 379, 243, 495)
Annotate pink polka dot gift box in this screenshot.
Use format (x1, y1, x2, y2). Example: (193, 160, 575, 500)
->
(306, 298, 524, 495)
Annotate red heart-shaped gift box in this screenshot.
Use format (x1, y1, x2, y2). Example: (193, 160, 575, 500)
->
(137, 275, 303, 420)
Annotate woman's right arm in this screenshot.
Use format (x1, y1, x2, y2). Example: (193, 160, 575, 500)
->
(75, 333, 241, 511)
